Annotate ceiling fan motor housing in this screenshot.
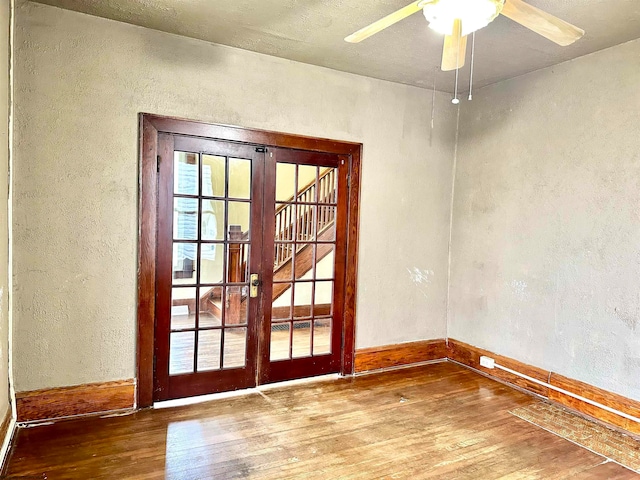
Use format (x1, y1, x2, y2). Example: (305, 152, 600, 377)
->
(422, 0, 505, 36)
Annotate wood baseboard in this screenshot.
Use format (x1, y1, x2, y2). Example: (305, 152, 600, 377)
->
(16, 379, 136, 423)
(354, 339, 447, 373)
(548, 373, 640, 435)
(13, 341, 638, 437)
(447, 339, 551, 397)
(447, 339, 640, 435)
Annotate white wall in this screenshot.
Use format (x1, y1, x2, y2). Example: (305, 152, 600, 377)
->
(14, 2, 456, 391)
(449, 38, 640, 401)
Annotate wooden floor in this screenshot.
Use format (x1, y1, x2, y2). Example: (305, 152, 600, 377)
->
(4, 362, 639, 479)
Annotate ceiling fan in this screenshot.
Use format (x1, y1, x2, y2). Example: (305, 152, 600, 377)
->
(345, 0, 585, 71)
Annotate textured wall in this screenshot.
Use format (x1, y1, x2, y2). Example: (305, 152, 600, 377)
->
(449, 39, 640, 400)
(0, 0, 10, 419)
(14, 2, 456, 391)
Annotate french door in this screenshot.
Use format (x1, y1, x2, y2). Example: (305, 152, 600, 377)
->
(260, 148, 348, 385)
(154, 134, 348, 401)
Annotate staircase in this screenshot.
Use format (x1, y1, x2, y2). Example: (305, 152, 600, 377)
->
(271, 168, 336, 301)
(177, 168, 337, 324)
(274, 168, 336, 269)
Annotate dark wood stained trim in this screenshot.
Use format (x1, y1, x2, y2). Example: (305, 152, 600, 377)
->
(137, 115, 159, 408)
(341, 149, 361, 375)
(447, 339, 551, 397)
(549, 373, 640, 420)
(447, 339, 640, 436)
(332, 156, 349, 376)
(257, 152, 277, 386)
(272, 147, 341, 166)
(153, 133, 177, 401)
(143, 114, 361, 155)
(16, 380, 136, 423)
(354, 339, 447, 373)
(549, 374, 640, 435)
(138, 114, 362, 397)
(263, 356, 338, 385)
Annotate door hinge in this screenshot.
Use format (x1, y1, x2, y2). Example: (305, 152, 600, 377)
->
(255, 147, 267, 153)
(156, 155, 161, 172)
(347, 175, 351, 188)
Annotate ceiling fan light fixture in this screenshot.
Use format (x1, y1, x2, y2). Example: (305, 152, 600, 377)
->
(423, 0, 505, 36)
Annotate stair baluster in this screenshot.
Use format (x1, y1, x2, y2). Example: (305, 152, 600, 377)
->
(274, 168, 336, 269)
(227, 225, 244, 325)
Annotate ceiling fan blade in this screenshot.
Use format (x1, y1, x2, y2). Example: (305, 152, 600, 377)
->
(441, 19, 467, 71)
(345, 1, 428, 43)
(501, 0, 585, 46)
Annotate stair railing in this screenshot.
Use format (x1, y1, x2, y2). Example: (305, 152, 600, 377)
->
(274, 168, 336, 269)
(225, 167, 337, 310)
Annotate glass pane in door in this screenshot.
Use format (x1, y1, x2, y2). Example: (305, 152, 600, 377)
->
(270, 323, 290, 361)
(270, 163, 338, 361)
(170, 332, 195, 375)
(170, 150, 252, 375)
(171, 287, 196, 330)
(174, 152, 199, 195)
(197, 330, 221, 371)
(292, 321, 311, 358)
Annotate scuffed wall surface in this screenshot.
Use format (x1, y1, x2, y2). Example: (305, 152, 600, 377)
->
(449, 39, 640, 400)
(14, 2, 456, 391)
(0, 0, 10, 419)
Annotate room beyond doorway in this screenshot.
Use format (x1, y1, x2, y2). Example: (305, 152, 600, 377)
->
(137, 115, 362, 405)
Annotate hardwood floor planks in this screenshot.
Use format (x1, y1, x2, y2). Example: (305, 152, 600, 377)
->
(4, 362, 638, 479)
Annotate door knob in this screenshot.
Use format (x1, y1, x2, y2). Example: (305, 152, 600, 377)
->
(250, 274, 260, 297)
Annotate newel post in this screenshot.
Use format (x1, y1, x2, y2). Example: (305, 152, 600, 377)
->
(227, 225, 243, 325)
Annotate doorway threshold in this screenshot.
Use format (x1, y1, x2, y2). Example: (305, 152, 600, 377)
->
(154, 373, 342, 410)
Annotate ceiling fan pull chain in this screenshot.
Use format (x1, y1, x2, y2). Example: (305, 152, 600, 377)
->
(468, 32, 476, 101)
(451, 44, 460, 104)
(452, 61, 460, 104)
(452, 20, 461, 105)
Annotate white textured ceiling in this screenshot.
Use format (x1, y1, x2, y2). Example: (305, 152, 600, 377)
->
(31, 0, 640, 92)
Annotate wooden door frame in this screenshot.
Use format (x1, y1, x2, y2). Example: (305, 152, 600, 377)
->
(137, 113, 362, 408)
